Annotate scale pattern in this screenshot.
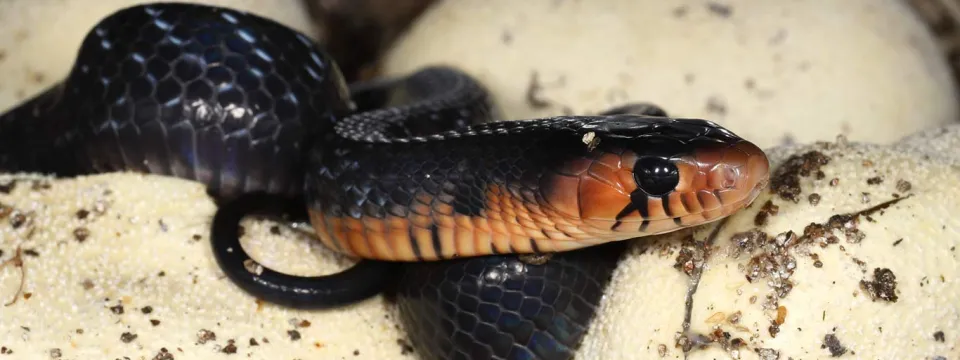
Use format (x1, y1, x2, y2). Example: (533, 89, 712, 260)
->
(396, 242, 628, 360)
(0, 3, 351, 198)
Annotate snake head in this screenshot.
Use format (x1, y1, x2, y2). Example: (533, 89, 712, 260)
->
(542, 116, 769, 239)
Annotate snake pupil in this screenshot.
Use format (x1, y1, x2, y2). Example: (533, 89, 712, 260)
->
(633, 156, 680, 196)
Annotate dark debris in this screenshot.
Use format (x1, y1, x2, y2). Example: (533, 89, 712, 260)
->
(859, 268, 899, 302)
(822, 333, 847, 357)
(769, 151, 830, 202)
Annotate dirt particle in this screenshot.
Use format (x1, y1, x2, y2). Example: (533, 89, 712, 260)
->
(892, 238, 903, 246)
(141, 306, 153, 314)
(73, 227, 90, 242)
(705, 96, 727, 115)
(525, 72, 551, 109)
(75, 209, 90, 220)
(768, 321, 780, 337)
(757, 348, 780, 360)
(81, 279, 94, 290)
(769, 151, 831, 202)
(672, 6, 689, 18)
(269, 225, 281, 235)
(397, 339, 415, 355)
(808, 193, 821, 205)
(298, 319, 311, 328)
(11, 212, 27, 228)
(754, 200, 779, 226)
(221, 340, 237, 354)
(859, 268, 898, 302)
(287, 330, 301, 341)
(776, 306, 787, 325)
(727, 311, 742, 324)
(150, 319, 161, 326)
(822, 333, 847, 356)
(152, 347, 174, 360)
(191, 234, 201, 241)
(866, 176, 883, 185)
(353, 349, 360, 356)
(933, 330, 945, 342)
(249, 338, 259, 346)
(1, 347, 12, 354)
(896, 179, 912, 193)
(500, 30, 512, 44)
(673, 235, 704, 277)
(197, 329, 216, 344)
(829, 178, 839, 186)
(706, 2, 732, 17)
(49, 348, 61, 358)
(109, 304, 124, 314)
(120, 332, 138, 343)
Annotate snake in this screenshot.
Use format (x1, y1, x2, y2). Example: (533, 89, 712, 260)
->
(0, 3, 770, 360)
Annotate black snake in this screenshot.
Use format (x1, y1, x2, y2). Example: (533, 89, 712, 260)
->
(0, 3, 770, 359)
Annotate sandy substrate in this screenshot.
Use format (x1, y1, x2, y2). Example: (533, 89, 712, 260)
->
(1, 0, 958, 359)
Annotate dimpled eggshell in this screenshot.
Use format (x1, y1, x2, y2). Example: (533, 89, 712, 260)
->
(0, 0, 319, 111)
(379, 0, 960, 149)
(0, 1, 412, 359)
(579, 135, 960, 359)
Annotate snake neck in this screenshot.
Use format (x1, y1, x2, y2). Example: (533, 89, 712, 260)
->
(0, 84, 72, 174)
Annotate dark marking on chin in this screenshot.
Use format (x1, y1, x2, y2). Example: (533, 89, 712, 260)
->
(696, 191, 711, 210)
(679, 193, 693, 213)
(631, 192, 650, 218)
(429, 224, 443, 259)
(661, 196, 673, 217)
(529, 238, 541, 253)
(612, 201, 638, 231)
(408, 225, 424, 261)
(673, 217, 683, 225)
(540, 229, 551, 239)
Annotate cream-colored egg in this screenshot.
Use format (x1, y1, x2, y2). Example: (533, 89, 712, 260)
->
(380, 0, 959, 149)
(2, 0, 959, 359)
(580, 133, 960, 359)
(0, 0, 319, 112)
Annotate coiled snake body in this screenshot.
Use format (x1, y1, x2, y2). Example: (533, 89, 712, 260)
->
(0, 3, 770, 359)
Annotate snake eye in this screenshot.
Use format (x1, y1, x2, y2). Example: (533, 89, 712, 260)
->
(633, 156, 680, 196)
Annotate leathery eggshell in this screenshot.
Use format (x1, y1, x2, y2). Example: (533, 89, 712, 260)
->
(0, 0, 319, 110)
(379, 0, 959, 149)
(0, 1, 411, 359)
(1, 0, 958, 359)
(578, 132, 960, 359)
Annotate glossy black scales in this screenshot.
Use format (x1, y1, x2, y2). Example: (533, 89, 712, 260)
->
(0, 2, 352, 198)
(394, 241, 628, 360)
(0, 3, 657, 360)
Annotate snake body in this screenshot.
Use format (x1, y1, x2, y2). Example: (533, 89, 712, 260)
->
(0, 3, 770, 359)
